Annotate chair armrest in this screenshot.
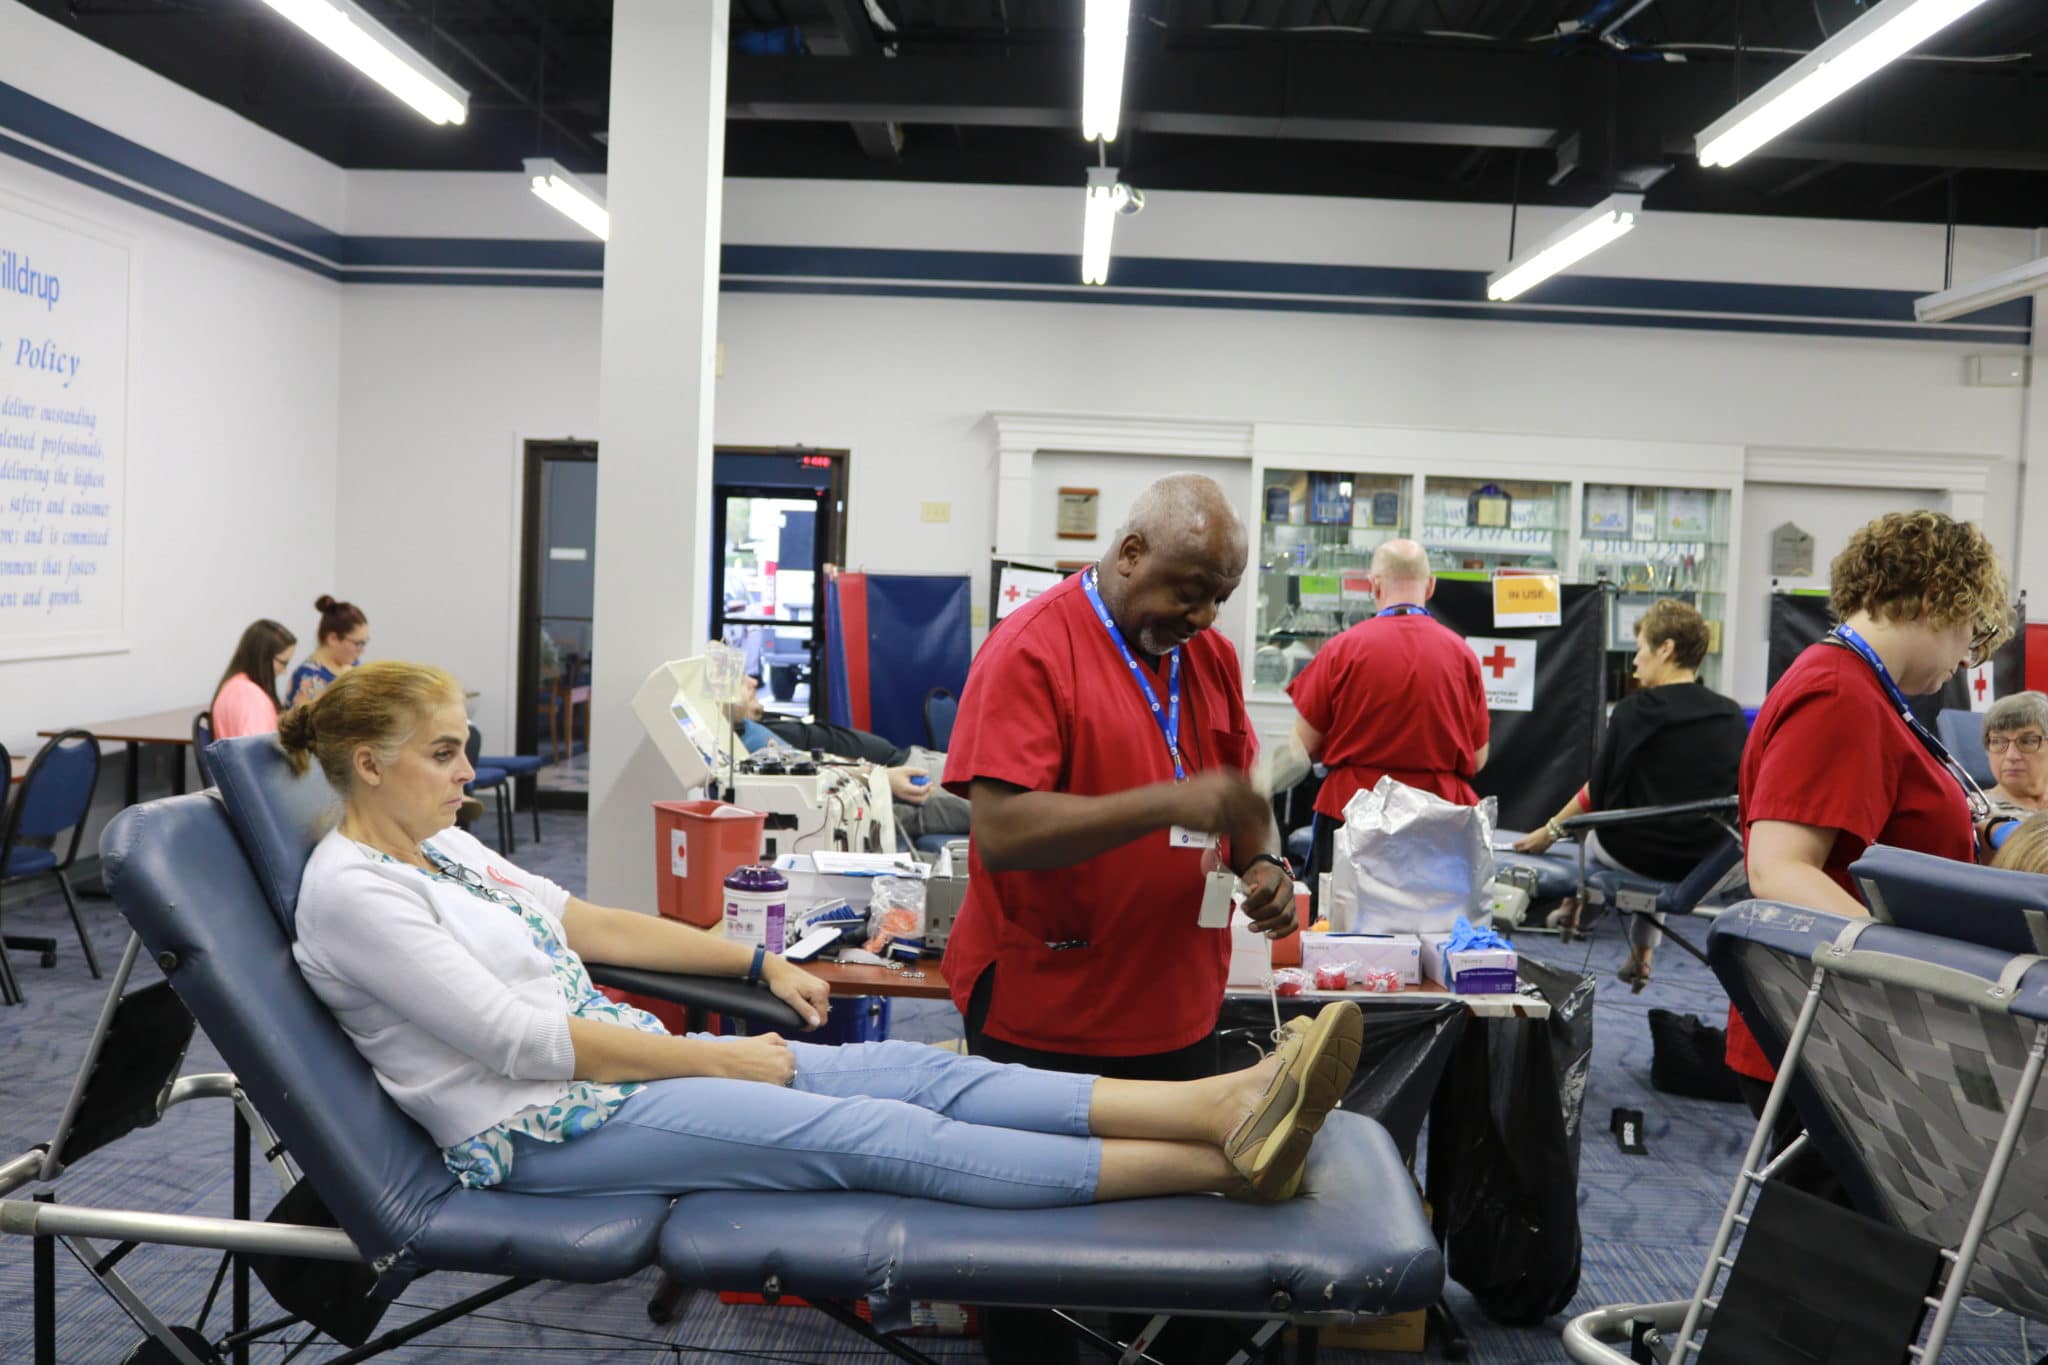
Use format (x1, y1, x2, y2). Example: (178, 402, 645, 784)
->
(584, 963, 805, 1032)
(1561, 795, 1738, 833)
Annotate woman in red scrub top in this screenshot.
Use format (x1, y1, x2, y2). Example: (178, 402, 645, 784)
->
(1735, 511, 2013, 1130)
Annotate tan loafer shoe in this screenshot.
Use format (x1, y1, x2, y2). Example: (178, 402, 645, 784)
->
(1224, 1000, 1364, 1201)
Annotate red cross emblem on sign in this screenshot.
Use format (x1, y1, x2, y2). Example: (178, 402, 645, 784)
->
(1480, 645, 1516, 680)
(1003, 585, 1022, 603)
(1975, 672, 1991, 700)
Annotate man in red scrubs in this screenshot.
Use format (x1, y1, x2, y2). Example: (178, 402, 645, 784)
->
(1287, 538, 1490, 904)
(943, 473, 1295, 1079)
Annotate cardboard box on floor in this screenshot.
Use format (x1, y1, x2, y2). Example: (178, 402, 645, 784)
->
(1286, 1311, 1427, 1352)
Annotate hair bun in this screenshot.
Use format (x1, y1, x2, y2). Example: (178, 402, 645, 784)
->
(315, 595, 337, 612)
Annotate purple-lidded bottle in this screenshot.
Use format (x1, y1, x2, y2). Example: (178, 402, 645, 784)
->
(723, 864, 789, 954)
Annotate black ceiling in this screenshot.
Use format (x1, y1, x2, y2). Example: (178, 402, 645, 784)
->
(22, 0, 2048, 228)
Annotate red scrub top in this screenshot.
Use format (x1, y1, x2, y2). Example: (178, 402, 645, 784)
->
(1287, 612, 1490, 818)
(1727, 642, 1976, 1079)
(941, 573, 1256, 1056)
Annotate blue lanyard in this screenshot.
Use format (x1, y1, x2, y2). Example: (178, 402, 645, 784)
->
(1081, 567, 1185, 782)
(1377, 604, 1430, 618)
(1828, 625, 1980, 812)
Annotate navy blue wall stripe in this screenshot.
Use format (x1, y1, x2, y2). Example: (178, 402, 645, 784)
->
(720, 279, 2027, 347)
(0, 77, 2026, 347)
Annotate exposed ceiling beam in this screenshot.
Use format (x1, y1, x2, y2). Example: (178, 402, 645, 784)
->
(814, 0, 903, 161)
(729, 47, 2048, 173)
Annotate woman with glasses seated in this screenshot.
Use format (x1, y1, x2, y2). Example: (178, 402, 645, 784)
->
(1981, 691, 2048, 819)
(1731, 511, 2012, 1176)
(278, 661, 1362, 1210)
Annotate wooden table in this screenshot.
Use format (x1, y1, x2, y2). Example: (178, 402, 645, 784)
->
(804, 958, 951, 1000)
(41, 705, 205, 806)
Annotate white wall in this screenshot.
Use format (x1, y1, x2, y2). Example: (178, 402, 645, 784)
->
(336, 286, 602, 749)
(333, 262, 2029, 746)
(0, 154, 340, 812)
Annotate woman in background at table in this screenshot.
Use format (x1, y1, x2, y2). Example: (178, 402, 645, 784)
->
(289, 595, 370, 707)
(211, 619, 298, 739)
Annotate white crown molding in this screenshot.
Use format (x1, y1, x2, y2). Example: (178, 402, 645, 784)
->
(1745, 445, 1997, 495)
(990, 411, 1255, 461)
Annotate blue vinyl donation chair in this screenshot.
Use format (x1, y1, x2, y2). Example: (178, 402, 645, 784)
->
(1567, 901, 2048, 1362)
(0, 734, 1445, 1364)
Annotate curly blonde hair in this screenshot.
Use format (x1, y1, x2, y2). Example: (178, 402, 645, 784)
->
(1829, 511, 2012, 656)
(277, 660, 465, 791)
(1992, 812, 2048, 876)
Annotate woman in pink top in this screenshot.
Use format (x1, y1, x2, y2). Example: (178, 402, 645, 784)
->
(210, 619, 299, 738)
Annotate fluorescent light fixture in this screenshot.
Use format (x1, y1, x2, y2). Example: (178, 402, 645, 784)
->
(1081, 166, 1128, 286)
(525, 158, 609, 242)
(259, 0, 468, 126)
(1695, 0, 1993, 168)
(1081, 0, 1131, 142)
(1486, 194, 1642, 302)
(1914, 255, 2048, 323)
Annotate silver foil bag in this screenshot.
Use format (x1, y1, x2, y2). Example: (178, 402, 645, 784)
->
(1329, 776, 1497, 934)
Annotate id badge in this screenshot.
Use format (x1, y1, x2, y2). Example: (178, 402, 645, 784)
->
(1169, 825, 1218, 850)
(1197, 869, 1236, 929)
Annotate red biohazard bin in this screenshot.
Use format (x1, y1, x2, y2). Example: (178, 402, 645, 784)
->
(653, 799, 766, 927)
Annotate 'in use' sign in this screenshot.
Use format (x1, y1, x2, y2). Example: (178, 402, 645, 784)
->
(1491, 573, 1560, 628)
(1467, 636, 1537, 712)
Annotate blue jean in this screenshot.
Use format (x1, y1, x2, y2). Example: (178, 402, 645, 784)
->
(498, 1037, 1103, 1209)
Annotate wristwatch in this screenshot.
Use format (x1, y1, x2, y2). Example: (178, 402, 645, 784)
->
(1242, 852, 1293, 880)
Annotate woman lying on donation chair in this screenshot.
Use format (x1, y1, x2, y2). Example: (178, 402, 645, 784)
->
(281, 661, 1362, 1206)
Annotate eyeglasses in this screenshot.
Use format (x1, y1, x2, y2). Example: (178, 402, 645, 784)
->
(1987, 733, 2046, 754)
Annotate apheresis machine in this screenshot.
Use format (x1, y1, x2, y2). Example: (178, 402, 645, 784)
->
(632, 652, 897, 861)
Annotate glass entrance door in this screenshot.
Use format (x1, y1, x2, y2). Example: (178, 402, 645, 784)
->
(713, 487, 828, 716)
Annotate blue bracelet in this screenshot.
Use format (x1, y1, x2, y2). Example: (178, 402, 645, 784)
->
(744, 943, 767, 987)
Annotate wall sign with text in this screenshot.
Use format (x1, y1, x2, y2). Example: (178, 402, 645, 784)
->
(0, 202, 128, 659)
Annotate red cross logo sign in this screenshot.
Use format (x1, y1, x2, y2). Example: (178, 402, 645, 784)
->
(1970, 663, 1997, 714)
(1466, 637, 1537, 712)
(1003, 585, 1022, 603)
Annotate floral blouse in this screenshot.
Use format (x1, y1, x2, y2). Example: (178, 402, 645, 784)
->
(357, 841, 669, 1188)
(287, 661, 339, 708)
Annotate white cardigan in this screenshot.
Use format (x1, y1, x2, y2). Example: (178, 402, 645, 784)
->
(292, 827, 580, 1147)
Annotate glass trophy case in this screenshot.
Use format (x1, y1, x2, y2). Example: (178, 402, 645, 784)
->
(1253, 470, 1410, 691)
(1577, 483, 1732, 692)
(1417, 476, 1568, 574)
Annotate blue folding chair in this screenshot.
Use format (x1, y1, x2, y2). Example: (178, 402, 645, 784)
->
(191, 710, 215, 789)
(463, 722, 514, 854)
(475, 748, 544, 844)
(0, 729, 103, 1004)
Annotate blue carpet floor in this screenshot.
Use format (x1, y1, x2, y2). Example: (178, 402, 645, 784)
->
(1, 811, 2038, 1362)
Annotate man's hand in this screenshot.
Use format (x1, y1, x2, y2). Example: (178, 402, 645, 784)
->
(888, 766, 933, 805)
(1173, 769, 1270, 835)
(714, 1033, 797, 1086)
(1238, 860, 1296, 938)
(762, 957, 830, 1030)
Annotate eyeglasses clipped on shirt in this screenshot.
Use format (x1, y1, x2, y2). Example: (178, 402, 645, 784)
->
(1986, 732, 2046, 755)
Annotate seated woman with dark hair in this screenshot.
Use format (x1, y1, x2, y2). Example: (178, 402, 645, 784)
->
(281, 661, 1362, 1206)
(210, 619, 299, 739)
(288, 595, 369, 707)
(1514, 598, 1747, 990)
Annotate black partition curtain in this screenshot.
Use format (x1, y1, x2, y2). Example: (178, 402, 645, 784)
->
(1767, 592, 2028, 726)
(1429, 580, 1610, 833)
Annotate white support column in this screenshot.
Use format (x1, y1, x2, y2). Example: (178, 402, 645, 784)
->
(585, 0, 728, 909)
